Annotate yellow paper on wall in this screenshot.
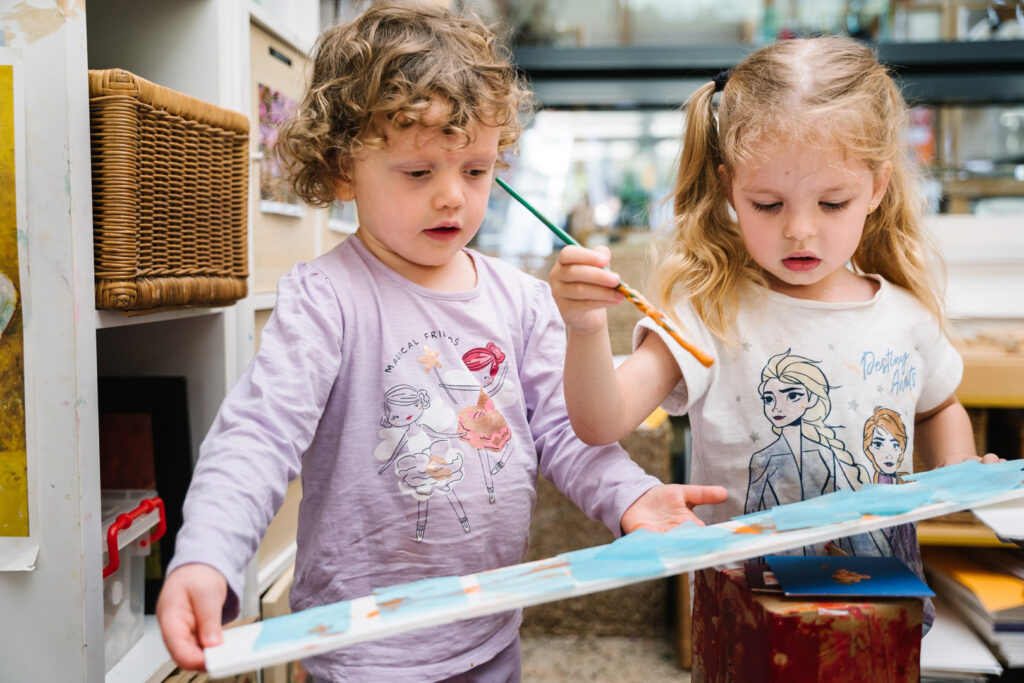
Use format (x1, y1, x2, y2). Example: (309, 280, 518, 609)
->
(0, 63, 28, 536)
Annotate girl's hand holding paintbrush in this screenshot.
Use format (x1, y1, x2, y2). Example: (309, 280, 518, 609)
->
(548, 244, 626, 337)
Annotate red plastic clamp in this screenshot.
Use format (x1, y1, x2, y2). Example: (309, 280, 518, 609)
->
(103, 496, 166, 580)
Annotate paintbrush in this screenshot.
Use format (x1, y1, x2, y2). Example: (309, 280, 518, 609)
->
(496, 177, 714, 368)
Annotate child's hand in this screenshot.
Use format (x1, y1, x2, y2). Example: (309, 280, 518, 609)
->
(156, 563, 228, 672)
(548, 245, 625, 335)
(620, 483, 729, 534)
(933, 452, 1004, 468)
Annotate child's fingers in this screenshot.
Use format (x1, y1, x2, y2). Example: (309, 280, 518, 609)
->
(556, 279, 625, 306)
(157, 593, 208, 671)
(979, 452, 1005, 464)
(681, 484, 729, 508)
(556, 244, 610, 268)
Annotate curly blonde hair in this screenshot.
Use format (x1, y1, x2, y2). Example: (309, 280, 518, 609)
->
(652, 35, 947, 342)
(276, 0, 533, 207)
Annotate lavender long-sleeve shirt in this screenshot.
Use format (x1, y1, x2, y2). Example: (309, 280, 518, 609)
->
(168, 237, 660, 681)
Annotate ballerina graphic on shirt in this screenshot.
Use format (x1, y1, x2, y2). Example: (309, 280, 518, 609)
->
(375, 383, 470, 540)
(442, 343, 516, 504)
(395, 438, 471, 542)
(745, 350, 883, 555)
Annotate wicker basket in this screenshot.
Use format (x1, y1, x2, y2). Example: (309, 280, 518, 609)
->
(89, 69, 249, 311)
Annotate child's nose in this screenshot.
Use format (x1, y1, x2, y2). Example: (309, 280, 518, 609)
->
(783, 211, 817, 241)
(432, 174, 465, 211)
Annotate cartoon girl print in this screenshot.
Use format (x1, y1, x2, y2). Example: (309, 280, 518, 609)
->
(745, 350, 883, 556)
(863, 406, 909, 484)
(859, 406, 913, 557)
(395, 439, 470, 542)
(377, 384, 434, 474)
(745, 350, 869, 515)
(375, 384, 470, 540)
(456, 343, 516, 504)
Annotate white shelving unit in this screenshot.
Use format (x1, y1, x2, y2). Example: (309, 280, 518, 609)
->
(0, 1, 319, 680)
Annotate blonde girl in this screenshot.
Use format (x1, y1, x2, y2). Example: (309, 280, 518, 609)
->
(551, 35, 999, 629)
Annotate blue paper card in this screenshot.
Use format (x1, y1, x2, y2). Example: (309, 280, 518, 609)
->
(764, 555, 935, 598)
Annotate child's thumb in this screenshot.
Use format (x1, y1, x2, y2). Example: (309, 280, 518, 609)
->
(194, 594, 224, 648)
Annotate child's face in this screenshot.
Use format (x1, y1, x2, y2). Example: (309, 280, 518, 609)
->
(335, 107, 500, 287)
(722, 144, 890, 301)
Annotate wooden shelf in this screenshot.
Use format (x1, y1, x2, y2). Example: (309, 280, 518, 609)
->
(957, 345, 1024, 408)
(917, 520, 1015, 547)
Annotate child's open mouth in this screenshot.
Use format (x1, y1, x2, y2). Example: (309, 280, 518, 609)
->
(782, 256, 820, 271)
(425, 226, 460, 241)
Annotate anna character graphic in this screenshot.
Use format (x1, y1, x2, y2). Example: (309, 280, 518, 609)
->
(863, 406, 909, 484)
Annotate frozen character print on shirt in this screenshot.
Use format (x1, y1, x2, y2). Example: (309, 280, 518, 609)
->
(860, 406, 915, 558)
(375, 384, 470, 541)
(745, 350, 882, 556)
(863, 406, 910, 484)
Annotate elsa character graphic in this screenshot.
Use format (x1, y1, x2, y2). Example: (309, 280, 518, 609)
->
(745, 350, 868, 514)
(395, 439, 470, 541)
(863, 406, 909, 484)
(746, 350, 885, 556)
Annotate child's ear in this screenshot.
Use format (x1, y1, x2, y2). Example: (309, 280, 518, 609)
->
(333, 176, 355, 202)
(717, 164, 734, 208)
(870, 161, 893, 211)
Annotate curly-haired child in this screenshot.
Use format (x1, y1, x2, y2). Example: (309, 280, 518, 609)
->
(156, 3, 726, 680)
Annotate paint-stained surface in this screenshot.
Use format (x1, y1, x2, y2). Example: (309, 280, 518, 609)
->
(0, 63, 27, 536)
(0, 0, 83, 47)
(693, 567, 922, 683)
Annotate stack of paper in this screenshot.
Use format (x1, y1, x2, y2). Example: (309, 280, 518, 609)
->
(922, 598, 1002, 682)
(923, 546, 1024, 668)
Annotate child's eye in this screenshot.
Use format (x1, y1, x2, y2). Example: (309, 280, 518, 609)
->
(752, 202, 781, 213)
(405, 170, 430, 179)
(820, 200, 850, 212)
(465, 168, 489, 178)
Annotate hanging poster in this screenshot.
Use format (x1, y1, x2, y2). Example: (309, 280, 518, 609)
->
(0, 49, 35, 571)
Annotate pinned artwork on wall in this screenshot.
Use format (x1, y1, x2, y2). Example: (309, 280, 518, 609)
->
(205, 459, 1024, 677)
(0, 54, 31, 566)
(257, 83, 304, 217)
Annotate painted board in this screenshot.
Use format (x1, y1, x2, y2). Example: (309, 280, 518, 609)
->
(205, 459, 1024, 677)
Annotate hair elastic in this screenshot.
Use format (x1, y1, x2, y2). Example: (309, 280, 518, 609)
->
(713, 68, 733, 93)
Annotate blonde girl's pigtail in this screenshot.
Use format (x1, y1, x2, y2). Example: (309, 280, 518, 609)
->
(652, 80, 753, 341)
(671, 81, 720, 220)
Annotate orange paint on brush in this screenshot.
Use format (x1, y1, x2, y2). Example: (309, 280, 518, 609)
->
(617, 282, 714, 368)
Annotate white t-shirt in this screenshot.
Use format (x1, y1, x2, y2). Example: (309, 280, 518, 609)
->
(635, 275, 961, 539)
